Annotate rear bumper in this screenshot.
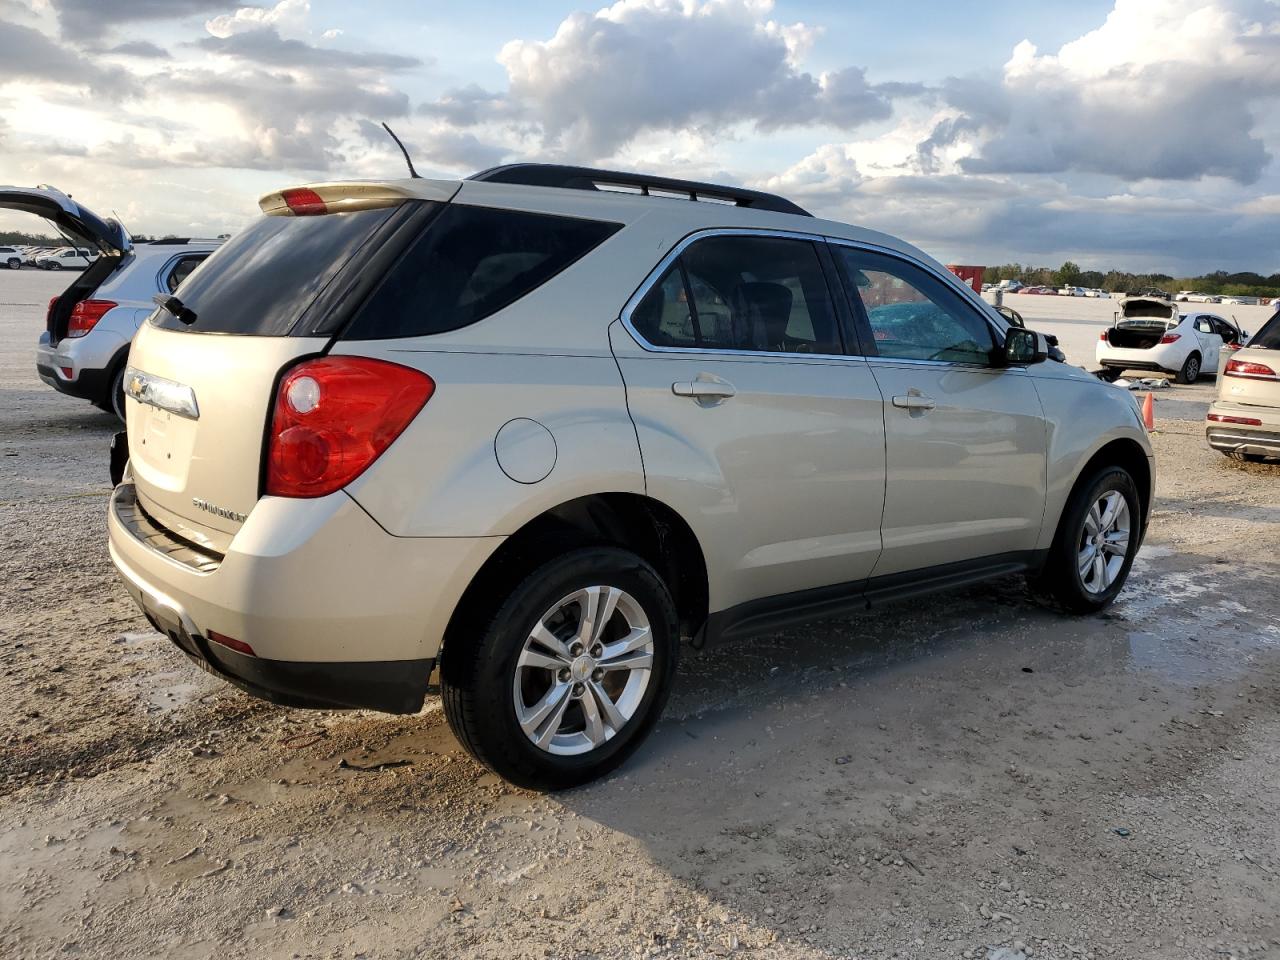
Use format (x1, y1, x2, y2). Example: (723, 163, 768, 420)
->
(1206, 401, 1280, 457)
(1096, 344, 1180, 374)
(123, 573, 435, 712)
(107, 480, 503, 713)
(36, 332, 126, 403)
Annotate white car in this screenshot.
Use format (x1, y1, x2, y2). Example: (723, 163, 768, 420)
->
(37, 246, 95, 270)
(1058, 286, 1086, 297)
(0, 185, 220, 420)
(1084, 288, 1111, 299)
(1097, 297, 1246, 383)
(0, 245, 25, 269)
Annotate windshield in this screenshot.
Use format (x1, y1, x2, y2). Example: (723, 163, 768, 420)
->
(151, 205, 401, 335)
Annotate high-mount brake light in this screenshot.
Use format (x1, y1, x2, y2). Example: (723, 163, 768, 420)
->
(1224, 359, 1277, 380)
(1159, 332, 1181, 344)
(66, 299, 117, 338)
(266, 356, 434, 498)
(281, 188, 328, 216)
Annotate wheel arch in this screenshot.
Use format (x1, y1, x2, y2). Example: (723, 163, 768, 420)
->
(1066, 437, 1152, 536)
(439, 492, 710, 665)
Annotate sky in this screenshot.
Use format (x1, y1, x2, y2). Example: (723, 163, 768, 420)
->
(1, 0, 1278, 274)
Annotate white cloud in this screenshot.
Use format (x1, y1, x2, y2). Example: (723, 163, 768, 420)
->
(925, 0, 1280, 184)
(428, 0, 921, 157)
(205, 0, 310, 39)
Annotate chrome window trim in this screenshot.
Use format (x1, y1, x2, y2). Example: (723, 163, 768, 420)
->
(618, 227, 856, 362)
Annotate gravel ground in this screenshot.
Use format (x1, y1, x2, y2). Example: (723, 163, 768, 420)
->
(1, 269, 1278, 960)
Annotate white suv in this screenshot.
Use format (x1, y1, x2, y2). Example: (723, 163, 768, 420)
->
(0, 186, 220, 420)
(106, 165, 1154, 788)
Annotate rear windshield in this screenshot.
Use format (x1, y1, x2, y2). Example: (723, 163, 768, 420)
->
(1250, 311, 1280, 349)
(341, 205, 620, 340)
(151, 206, 397, 335)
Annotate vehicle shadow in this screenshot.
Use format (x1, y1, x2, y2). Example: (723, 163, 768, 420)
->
(546, 577, 1155, 956)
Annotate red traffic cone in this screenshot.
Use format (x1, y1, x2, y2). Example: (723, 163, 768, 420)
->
(1141, 391, 1155, 431)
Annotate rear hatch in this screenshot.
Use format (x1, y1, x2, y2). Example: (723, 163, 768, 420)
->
(124, 181, 456, 545)
(1219, 314, 1280, 409)
(0, 185, 131, 343)
(1107, 298, 1177, 349)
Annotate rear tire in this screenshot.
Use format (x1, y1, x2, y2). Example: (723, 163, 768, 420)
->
(1032, 466, 1141, 614)
(1176, 352, 1201, 384)
(109, 366, 126, 422)
(441, 546, 678, 790)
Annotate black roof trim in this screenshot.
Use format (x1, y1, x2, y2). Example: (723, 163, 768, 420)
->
(468, 163, 812, 217)
(138, 238, 224, 246)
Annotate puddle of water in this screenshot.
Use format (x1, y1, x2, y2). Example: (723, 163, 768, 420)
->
(141, 669, 213, 714)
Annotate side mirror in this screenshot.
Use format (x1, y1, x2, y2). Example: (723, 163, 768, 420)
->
(1001, 327, 1048, 366)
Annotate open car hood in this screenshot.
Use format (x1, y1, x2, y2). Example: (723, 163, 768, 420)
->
(0, 184, 130, 256)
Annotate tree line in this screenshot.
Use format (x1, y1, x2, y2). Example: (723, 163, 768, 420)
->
(982, 261, 1280, 299)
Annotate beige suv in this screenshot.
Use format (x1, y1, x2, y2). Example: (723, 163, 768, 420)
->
(107, 165, 1154, 788)
(1207, 308, 1280, 461)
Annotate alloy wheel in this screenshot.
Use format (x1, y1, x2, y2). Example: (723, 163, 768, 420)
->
(1077, 491, 1130, 594)
(513, 585, 653, 756)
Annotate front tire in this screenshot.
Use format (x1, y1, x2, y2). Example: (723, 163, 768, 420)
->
(1033, 466, 1140, 614)
(441, 547, 678, 790)
(5, 257, 19, 270)
(1176, 352, 1201, 384)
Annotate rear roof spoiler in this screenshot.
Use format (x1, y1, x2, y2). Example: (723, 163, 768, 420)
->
(469, 163, 812, 217)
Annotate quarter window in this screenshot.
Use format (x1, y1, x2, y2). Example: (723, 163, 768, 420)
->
(834, 247, 994, 364)
(630, 235, 842, 354)
(343, 205, 620, 340)
(166, 255, 207, 293)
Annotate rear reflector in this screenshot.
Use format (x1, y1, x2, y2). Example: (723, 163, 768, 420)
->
(208, 631, 256, 657)
(266, 356, 435, 498)
(59, 366, 73, 378)
(1159, 333, 1181, 344)
(66, 299, 117, 338)
(1224, 359, 1277, 380)
(1208, 413, 1263, 426)
(281, 187, 328, 216)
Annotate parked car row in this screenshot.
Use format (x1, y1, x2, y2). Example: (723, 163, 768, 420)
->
(0, 242, 99, 270)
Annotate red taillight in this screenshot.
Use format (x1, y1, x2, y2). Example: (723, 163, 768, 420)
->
(208, 631, 256, 657)
(1099, 330, 1109, 342)
(66, 299, 117, 338)
(46, 296, 59, 325)
(281, 188, 328, 216)
(1159, 333, 1180, 344)
(266, 356, 434, 498)
(1208, 413, 1263, 426)
(1224, 359, 1277, 380)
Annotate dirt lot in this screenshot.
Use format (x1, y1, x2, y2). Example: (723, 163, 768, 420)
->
(2, 269, 1278, 960)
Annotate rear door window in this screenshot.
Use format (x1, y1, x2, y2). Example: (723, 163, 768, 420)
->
(629, 235, 842, 354)
(342, 205, 620, 340)
(151, 206, 400, 335)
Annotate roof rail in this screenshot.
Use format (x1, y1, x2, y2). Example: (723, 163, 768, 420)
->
(468, 163, 811, 217)
(139, 237, 225, 245)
